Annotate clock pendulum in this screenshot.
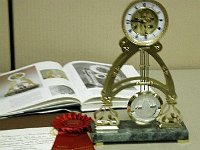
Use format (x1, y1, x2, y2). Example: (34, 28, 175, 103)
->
(123, 0, 167, 124)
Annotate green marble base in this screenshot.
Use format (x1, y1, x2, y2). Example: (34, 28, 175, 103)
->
(90, 120, 189, 143)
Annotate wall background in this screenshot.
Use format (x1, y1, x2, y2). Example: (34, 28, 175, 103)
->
(0, 0, 199, 72)
(0, 0, 10, 72)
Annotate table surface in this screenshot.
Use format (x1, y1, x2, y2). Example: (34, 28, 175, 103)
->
(0, 69, 199, 150)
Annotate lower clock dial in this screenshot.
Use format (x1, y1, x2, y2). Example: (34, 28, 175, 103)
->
(127, 91, 163, 124)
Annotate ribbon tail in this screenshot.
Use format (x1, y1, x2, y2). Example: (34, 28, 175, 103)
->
(52, 133, 94, 150)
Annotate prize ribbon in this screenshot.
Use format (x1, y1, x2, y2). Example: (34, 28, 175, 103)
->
(52, 112, 94, 150)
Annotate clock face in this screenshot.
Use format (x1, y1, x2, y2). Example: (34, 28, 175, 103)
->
(127, 91, 162, 124)
(122, 0, 168, 46)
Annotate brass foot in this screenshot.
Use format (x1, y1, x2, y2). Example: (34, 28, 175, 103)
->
(95, 142, 104, 146)
(177, 140, 189, 144)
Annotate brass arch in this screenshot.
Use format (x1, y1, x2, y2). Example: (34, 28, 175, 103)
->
(101, 37, 177, 105)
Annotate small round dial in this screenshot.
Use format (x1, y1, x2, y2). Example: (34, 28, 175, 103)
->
(122, 0, 168, 46)
(127, 91, 162, 124)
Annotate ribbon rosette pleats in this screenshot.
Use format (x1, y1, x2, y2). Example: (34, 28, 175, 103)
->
(52, 112, 94, 150)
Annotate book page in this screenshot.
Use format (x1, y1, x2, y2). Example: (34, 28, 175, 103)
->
(0, 61, 79, 116)
(63, 61, 140, 107)
(0, 127, 55, 150)
(35, 61, 78, 100)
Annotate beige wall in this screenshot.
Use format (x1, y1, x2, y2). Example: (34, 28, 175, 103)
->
(1, 0, 200, 71)
(0, 0, 10, 72)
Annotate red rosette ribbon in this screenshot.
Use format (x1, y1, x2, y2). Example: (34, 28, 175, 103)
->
(52, 112, 92, 135)
(51, 112, 95, 150)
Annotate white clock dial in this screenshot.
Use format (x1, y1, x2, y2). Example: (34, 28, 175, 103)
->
(122, 0, 168, 46)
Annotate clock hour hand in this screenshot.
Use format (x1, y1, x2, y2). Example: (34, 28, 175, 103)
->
(132, 17, 146, 24)
(146, 17, 155, 22)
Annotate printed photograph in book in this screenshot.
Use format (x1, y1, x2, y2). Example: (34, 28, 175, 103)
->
(0, 66, 41, 98)
(40, 69, 67, 80)
(49, 85, 75, 96)
(72, 62, 128, 88)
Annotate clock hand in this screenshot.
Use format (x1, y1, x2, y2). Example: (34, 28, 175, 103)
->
(144, 25, 149, 35)
(133, 17, 147, 23)
(146, 17, 155, 22)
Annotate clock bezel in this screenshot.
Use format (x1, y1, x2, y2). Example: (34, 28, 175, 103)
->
(122, 0, 169, 46)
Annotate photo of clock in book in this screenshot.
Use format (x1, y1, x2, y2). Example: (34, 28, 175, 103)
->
(4, 71, 40, 97)
(122, 0, 168, 46)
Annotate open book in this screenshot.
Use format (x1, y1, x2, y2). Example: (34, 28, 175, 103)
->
(0, 61, 140, 117)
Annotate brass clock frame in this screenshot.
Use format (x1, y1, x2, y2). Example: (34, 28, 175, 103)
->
(94, 38, 182, 130)
(94, 0, 182, 132)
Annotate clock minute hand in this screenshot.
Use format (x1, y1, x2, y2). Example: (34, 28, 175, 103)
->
(133, 17, 146, 23)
